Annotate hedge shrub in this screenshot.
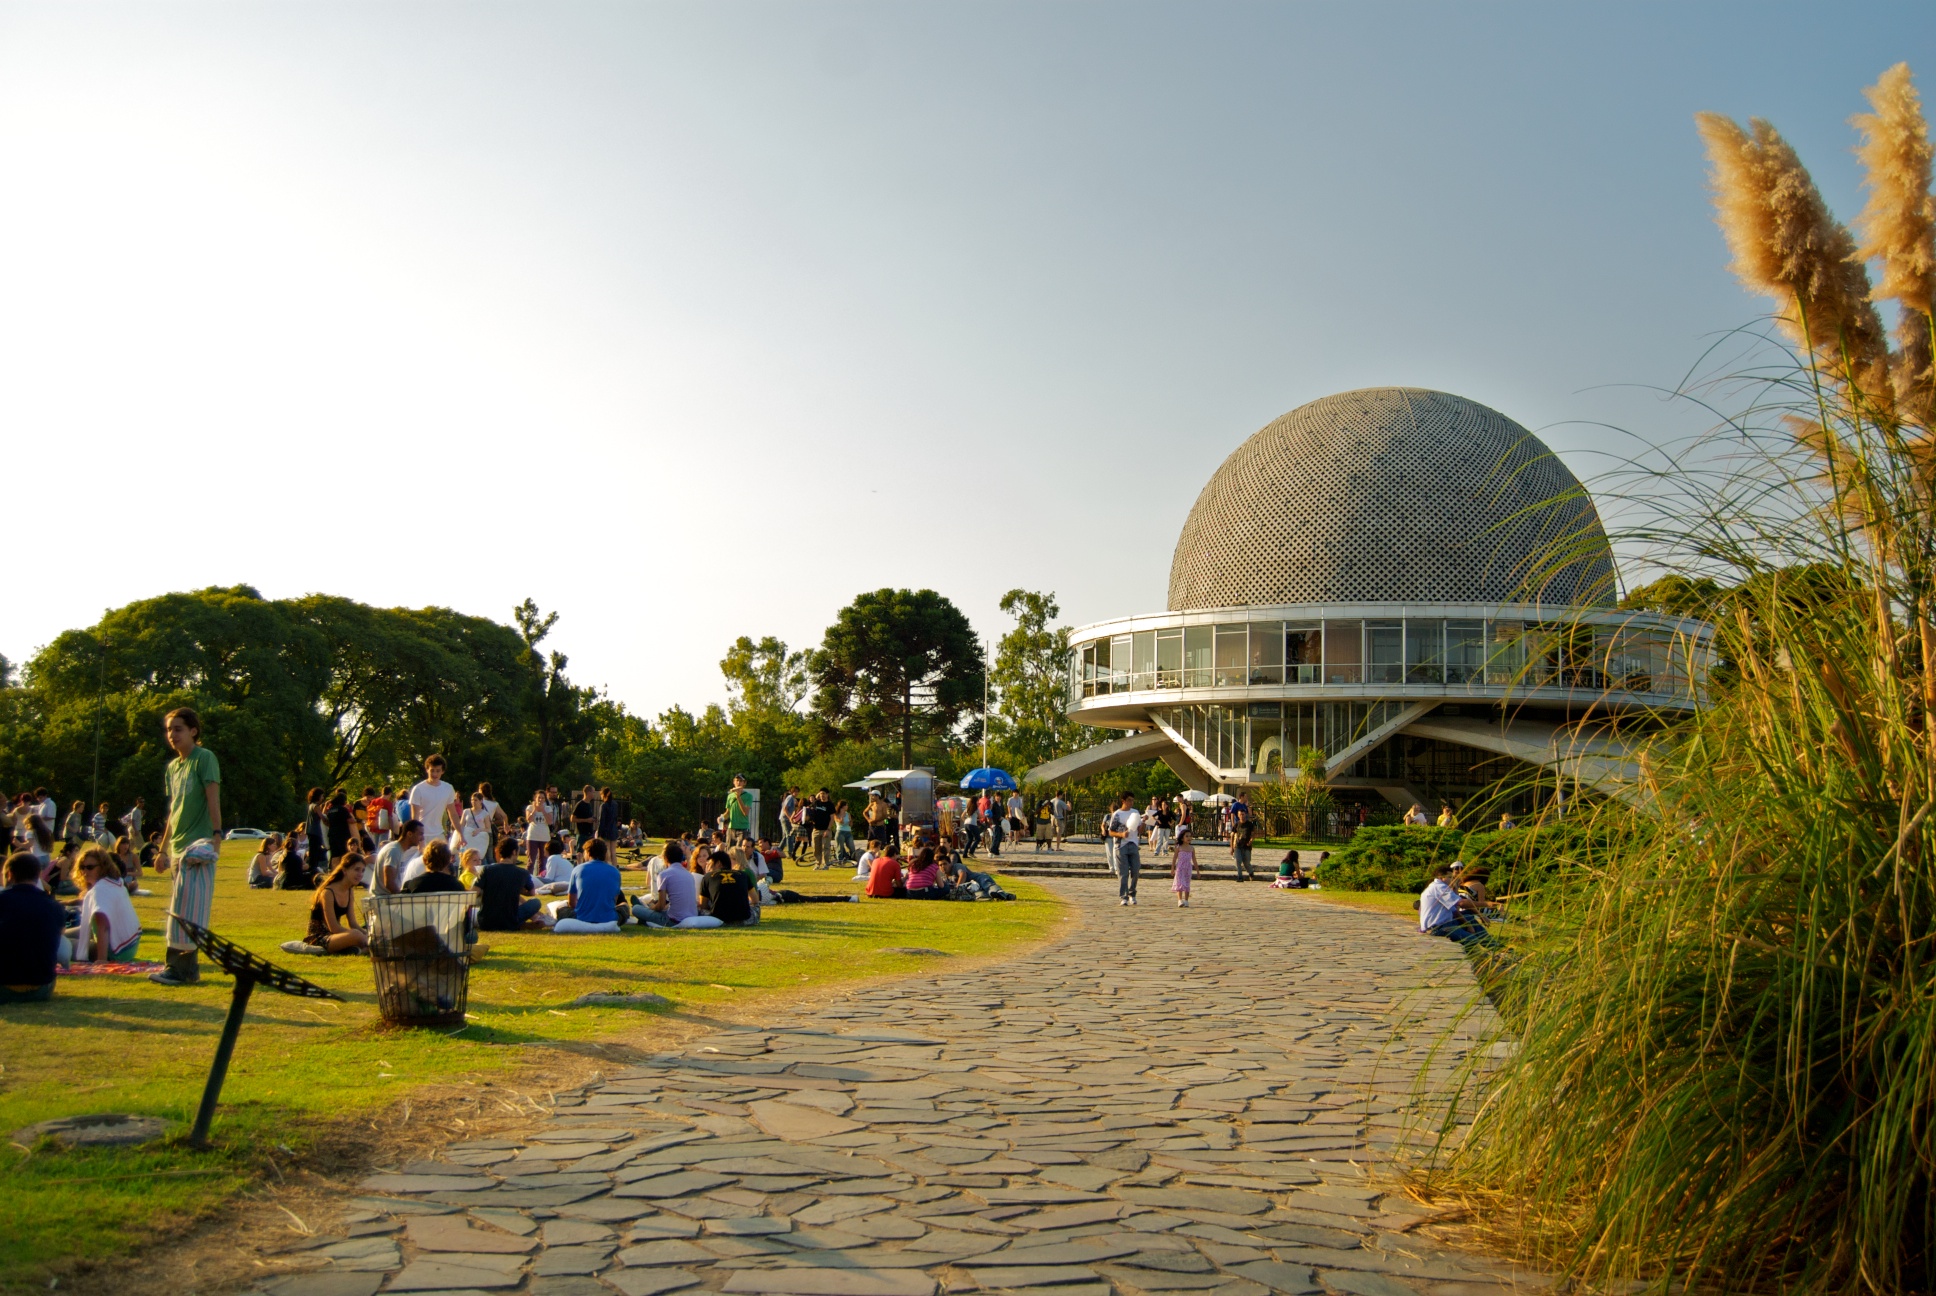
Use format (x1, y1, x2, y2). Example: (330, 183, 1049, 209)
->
(1318, 825, 1465, 892)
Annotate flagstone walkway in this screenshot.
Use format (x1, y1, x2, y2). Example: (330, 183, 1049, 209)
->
(243, 880, 1546, 1296)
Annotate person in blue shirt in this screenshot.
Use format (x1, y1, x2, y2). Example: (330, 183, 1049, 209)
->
(561, 839, 624, 929)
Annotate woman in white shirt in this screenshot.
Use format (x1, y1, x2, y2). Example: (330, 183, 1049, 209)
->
(70, 846, 142, 962)
(458, 792, 494, 865)
(524, 794, 552, 871)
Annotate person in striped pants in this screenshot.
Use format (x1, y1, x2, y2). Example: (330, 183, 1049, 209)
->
(150, 707, 222, 987)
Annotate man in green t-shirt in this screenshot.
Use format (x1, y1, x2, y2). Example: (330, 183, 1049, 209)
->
(725, 774, 753, 846)
(151, 706, 222, 987)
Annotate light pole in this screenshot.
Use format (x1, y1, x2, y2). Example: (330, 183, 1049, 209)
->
(89, 632, 109, 813)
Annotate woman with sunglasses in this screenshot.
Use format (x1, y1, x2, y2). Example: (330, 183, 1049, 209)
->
(69, 845, 142, 963)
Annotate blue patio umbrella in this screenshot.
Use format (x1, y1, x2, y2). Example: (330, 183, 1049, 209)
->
(958, 767, 1019, 792)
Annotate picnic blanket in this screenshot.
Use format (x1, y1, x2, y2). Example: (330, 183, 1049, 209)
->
(57, 961, 167, 977)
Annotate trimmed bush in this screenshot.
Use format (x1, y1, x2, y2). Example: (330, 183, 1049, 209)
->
(1317, 825, 1465, 892)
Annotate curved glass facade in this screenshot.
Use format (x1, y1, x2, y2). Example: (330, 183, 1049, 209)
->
(1068, 609, 1707, 707)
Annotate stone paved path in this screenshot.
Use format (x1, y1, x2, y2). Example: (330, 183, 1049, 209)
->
(245, 880, 1545, 1296)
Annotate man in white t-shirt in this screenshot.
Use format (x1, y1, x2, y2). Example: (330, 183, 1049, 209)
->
(407, 755, 460, 846)
(373, 820, 425, 896)
(1109, 792, 1143, 906)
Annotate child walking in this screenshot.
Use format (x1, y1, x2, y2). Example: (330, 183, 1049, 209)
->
(1172, 826, 1196, 908)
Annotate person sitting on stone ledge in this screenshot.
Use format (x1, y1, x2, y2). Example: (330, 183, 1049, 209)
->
(1418, 861, 1488, 944)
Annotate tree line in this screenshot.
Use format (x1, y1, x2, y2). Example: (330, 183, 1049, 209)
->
(0, 584, 1180, 834)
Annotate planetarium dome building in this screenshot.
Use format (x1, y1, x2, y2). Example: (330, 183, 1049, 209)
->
(1027, 388, 1714, 807)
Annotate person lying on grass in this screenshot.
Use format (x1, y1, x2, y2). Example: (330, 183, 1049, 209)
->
(305, 855, 370, 954)
(1418, 861, 1488, 944)
(68, 845, 142, 963)
(475, 837, 542, 931)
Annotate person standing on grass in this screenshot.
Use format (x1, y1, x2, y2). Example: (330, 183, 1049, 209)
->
(726, 774, 754, 846)
(407, 755, 460, 847)
(597, 787, 620, 858)
(365, 785, 395, 848)
(121, 796, 145, 847)
(805, 789, 834, 870)
(150, 706, 221, 987)
(524, 791, 552, 870)
(1109, 792, 1142, 907)
(570, 785, 596, 847)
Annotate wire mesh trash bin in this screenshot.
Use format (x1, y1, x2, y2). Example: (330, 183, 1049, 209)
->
(367, 893, 473, 1026)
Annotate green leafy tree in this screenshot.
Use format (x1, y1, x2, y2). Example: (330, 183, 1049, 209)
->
(988, 589, 1081, 770)
(810, 589, 984, 769)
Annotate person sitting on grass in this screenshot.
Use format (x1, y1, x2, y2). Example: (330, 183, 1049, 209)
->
(248, 835, 279, 888)
(0, 852, 66, 1003)
(398, 841, 483, 950)
(45, 843, 79, 897)
(902, 848, 950, 899)
(68, 846, 142, 963)
(756, 836, 784, 886)
(303, 855, 371, 954)
(866, 843, 905, 898)
(1418, 861, 1488, 944)
(633, 843, 697, 927)
(373, 818, 424, 896)
(536, 838, 576, 895)
(276, 827, 317, 890)
(553, 839, 624, 933)
(114, 835, 145, 896)
(475, 837, 542, 931)
(700, 850, 759, 926)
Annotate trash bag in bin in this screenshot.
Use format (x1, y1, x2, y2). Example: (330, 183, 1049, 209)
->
(367, 893, 472, 1026)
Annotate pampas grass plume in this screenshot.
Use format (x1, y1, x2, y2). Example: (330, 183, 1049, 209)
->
(1853, 62, 1935, 422)
(1697, 112, 1889, 387)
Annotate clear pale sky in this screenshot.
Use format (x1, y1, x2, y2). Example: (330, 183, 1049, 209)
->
(5, 2, 1931, 716)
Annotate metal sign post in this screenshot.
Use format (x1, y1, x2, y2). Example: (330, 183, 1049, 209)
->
(176, 919, 343, 1148)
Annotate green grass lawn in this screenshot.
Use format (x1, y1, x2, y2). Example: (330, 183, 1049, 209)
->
(0, 841, 1064, 1287)
(1306, 888, 1420, 918)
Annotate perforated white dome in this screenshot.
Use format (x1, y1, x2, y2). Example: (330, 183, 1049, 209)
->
(1167, 388, 1615, 610)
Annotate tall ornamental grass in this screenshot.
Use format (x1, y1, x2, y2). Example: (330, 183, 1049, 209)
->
(1439, 64, 1936, 1294)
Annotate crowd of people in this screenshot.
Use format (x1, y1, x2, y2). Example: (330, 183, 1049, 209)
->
(0, 719, 1047, 1004)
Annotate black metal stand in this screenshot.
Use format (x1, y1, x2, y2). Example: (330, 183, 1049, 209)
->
(175, 920, 341, 1149)
(189, 972, 256, 1148)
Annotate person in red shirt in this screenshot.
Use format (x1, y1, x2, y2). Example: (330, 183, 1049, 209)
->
(365, 785, 397, 847)
(865, 843, 904, 898)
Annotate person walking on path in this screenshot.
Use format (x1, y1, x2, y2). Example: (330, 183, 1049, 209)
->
(1050, 792, 1069, 851)
(1172, 825, 1197, 908)
(726, 775, 754, 846)
(1109, 792, 1142, 906)
(151, 706, 221, 987)
(1230, 796, 1256, 881)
